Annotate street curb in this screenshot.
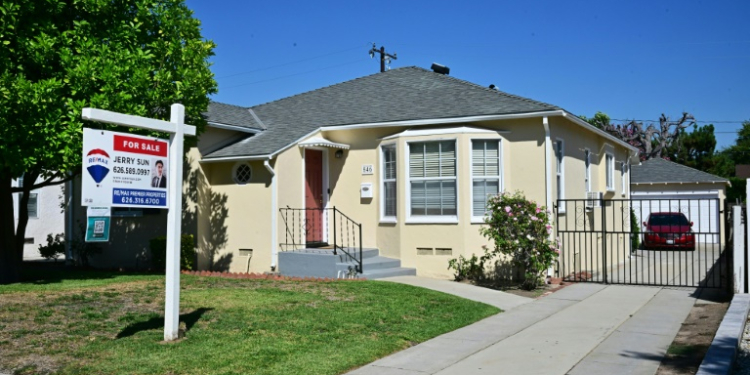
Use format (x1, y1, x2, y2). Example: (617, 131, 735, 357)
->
(697, 294, 750, 375)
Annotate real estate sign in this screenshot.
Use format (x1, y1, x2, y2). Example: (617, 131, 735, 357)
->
(82, 128, 169, 208)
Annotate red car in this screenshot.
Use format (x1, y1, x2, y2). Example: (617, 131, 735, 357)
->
(642, 212, 695, 250)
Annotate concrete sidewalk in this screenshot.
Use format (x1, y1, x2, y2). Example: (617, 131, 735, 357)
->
(380, 276, 533, 311)
(347, 278, 701, 375)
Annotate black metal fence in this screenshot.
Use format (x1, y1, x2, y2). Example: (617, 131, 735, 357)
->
(555, 198, 728, 289)
(279, 207, 363, 273)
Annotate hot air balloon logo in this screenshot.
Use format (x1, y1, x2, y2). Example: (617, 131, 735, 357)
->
(86, 149, 110, 186)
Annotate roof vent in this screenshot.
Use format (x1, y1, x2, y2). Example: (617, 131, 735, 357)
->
(431, 63, 450, 75)
(489, 84, 497, 90)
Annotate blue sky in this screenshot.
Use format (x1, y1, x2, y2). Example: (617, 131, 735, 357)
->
(186, 0, 749, 149)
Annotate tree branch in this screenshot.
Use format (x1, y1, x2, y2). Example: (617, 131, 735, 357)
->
(9, 168, 81, 193)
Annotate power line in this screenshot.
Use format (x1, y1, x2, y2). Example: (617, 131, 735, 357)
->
(220, 58, 367, 90)
(216, 44, 368, 79)
(610, 119, 747, 124)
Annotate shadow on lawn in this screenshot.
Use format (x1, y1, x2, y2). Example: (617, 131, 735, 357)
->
(116, 308, 213, 339)
(20, 261, 161, 285)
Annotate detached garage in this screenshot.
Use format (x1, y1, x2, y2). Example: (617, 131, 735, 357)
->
(631, 158, 729, 244)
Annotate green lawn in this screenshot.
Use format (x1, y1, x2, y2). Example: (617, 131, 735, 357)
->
(0, 270, 499, 375)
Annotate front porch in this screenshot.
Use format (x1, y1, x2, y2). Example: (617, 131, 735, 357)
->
(278, 207, 415, 279)
(278, 247, 416, 279)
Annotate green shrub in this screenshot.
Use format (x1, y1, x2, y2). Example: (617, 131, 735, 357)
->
(38, 233, 65, 260)
(150, 234, 196, 271)
(478, 191, 558, 290)
(447, 254, 485, 282)
(70, 224, 102, 267)
(630, 208, 640, 251)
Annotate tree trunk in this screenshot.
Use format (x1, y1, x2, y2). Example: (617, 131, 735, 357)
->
(15, 170, 38, 262)
(0, 173, 20, 284)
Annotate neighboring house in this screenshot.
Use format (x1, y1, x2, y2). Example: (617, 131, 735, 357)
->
(630, 157, 729, 244)
(12, 176, 67, 260)
(187, 66, 639, 279)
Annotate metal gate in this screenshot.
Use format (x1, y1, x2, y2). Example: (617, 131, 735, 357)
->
(555, 198, 729, 289)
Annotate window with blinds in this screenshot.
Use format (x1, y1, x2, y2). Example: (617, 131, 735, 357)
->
(409, 141, 456, 216)
(27, 193, 38, 218)
(382, 145, 397, 218)
(471, 140, 501, 217)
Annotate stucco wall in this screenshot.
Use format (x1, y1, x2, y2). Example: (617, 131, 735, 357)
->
(548, 117, 635, 280)
(199, 158, 273, 273)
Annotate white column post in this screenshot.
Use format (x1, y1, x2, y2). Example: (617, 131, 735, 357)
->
(734, 205, 746, 293)
(164, 104, 185, 341)
(542, 117, 555, 280)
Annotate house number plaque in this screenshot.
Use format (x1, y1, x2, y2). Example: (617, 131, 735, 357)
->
(361, 164, 374, 175)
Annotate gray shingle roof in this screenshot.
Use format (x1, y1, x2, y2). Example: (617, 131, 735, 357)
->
(204, 101, 265, 130)
(204, 66, 562, 159)
(631, 157, 728, 184)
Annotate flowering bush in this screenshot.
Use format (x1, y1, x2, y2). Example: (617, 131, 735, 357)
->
(479, 191, 558, 290)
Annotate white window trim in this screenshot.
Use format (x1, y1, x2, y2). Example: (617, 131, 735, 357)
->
(379, 143, 397, 223)
(605, 152, 615, 192)
(584, 148, 591, 193)
(381, 126, 508, 140)
(405, 139, 459, 224)
(470, 138, 503, 223)
(555, 138, 566, 214)
(621, 161, 628, 196)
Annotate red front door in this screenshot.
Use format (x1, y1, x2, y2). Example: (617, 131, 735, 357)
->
(304, 149, 324, 244)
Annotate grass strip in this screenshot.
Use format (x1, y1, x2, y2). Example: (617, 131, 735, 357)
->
(0, 272, 499, 375)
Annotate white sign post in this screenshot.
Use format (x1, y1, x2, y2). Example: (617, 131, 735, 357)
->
(82, 104, 195, 341)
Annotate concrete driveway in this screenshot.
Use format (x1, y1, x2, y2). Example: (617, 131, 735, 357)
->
(347, 278, 713, 375)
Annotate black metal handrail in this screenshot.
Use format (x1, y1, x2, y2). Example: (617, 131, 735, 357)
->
(279, 206, 363, 274)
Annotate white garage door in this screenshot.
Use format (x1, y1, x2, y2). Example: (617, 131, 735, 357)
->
(631, 194, 720, 244)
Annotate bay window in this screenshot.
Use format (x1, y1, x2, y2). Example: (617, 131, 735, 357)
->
(408, 141, 457, 218)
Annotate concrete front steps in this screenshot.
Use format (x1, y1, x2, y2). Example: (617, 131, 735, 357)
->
(278, 247, 416, 280)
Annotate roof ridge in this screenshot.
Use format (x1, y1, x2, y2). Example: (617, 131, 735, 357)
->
(424, 68, 560, 111)
(249, 67, 414, 110)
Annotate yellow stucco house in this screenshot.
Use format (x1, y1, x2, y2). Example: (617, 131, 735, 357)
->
(188, 66, 640, 279)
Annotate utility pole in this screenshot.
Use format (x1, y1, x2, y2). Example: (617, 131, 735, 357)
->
(369, 43, 397, 72)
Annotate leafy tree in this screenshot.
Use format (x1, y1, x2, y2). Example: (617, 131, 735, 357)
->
(666, 124, 717, 171)
(0, 0, 217, 284)
(716, 120, 750, 202)
(722, 120, 750, 166)
(579, 111, 611, 130)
